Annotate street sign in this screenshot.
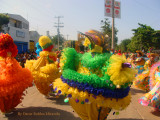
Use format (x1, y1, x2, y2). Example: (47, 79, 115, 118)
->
(114, 1, 121, 18)
(104, 0, 112, 17)
(104, 0, 121, 19)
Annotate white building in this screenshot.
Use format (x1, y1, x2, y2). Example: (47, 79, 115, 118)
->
(2, 13, 29, 53)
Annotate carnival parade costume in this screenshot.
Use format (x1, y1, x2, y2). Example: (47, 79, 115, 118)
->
(25, 36, 61, 96)
(139, 61, 160, 110)
(134, 60, 150, 91)
(135, 50, 145, 74)
(53, 30, 137, 120)
(134, 53, 158, 91)
(127, 53, 136, 68)
(0, 33, 33, 113)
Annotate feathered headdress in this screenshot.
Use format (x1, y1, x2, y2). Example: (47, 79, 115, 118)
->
(79, 30, 109, 53)
(136, 50, 144, 56)
(0, 33, 18, 57)
(39, 36, 54, 51)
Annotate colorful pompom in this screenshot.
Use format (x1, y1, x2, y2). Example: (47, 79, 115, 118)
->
(85, 99, 89, 103)
(81, 101, 84, 104)
(76, 99, 79, 103)
(0, 33, 18, 57)
(64, 98, 69, 103)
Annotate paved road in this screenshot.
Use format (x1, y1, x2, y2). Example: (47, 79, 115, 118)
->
(0, 86, 160, 120)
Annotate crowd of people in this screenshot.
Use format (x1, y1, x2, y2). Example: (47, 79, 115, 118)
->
(15, 52, 37, 67)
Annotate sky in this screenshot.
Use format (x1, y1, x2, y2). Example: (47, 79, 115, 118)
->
(0, 0, 160, 44)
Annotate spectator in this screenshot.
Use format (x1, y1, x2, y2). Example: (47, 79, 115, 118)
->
(15, 51, 37, 67)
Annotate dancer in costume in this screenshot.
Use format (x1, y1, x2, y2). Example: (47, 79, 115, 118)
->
(134, 53, 159, 92)
(0, 33, 33, 115)
(127, 53, 136, 68)
(25, 36, 61, 97)
(134, 50, 145, 74)
(53, 30, 137, 120)
(139, 61, 160, 112)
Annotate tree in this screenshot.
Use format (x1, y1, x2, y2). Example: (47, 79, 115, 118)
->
(0, 14, 9, 32)
(127, 38, 138, 52)
(51, 35, 65, 44)
(118, 39, 131, 52)
(100, 18, 118, 49)
(51, 34, 65, 50)
(127, 23, 160, 52)
(152, 30, 160, 49)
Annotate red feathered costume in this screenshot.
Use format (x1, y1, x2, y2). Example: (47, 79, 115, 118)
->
(0, 33, 33, 113)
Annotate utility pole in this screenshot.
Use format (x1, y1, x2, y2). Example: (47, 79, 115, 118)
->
(54, 16, 64, 51)
(112, 0, 115, 50)
(66, 34, 69, 40)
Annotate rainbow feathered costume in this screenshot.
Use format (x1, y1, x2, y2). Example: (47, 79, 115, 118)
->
(134, 53, 158, 91)
(139, 61, 160, 110)
(53, 30, 137, 120)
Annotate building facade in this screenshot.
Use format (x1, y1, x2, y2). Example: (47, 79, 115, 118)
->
(29, 31, 40, 51)
(2, 13, 29, 53)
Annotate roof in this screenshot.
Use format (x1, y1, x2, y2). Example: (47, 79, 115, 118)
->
(3, 13, 29, 24)
(29, 31, 40, 35)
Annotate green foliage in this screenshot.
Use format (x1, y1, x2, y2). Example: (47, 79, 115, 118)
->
(100, 18, 118, 49)
(152, 30, 160, 49)
(51, 34, 65, 45)
(127, 23, 160, 52)
(0, 14, 9, 31)
(127, 38, 138, 52)
(115, 45, 120, 51)
(118, 39, 131, 52)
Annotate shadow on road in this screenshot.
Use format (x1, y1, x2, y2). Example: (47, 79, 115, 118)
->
(151, 110, 160, 117)
(107, 118, 144, 120)
(6, 107, 80, 120)
(108, 119, 143, 120)
(47, 95, 70, 105)
(130, 87, 146, 95)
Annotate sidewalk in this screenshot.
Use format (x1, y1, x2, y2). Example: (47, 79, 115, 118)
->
(0, 86, 159, 120)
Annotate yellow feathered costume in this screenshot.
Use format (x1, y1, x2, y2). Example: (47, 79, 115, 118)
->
(25, 36, 61, 96)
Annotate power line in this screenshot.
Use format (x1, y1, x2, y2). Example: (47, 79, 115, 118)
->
(54, 16, 64, 51)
